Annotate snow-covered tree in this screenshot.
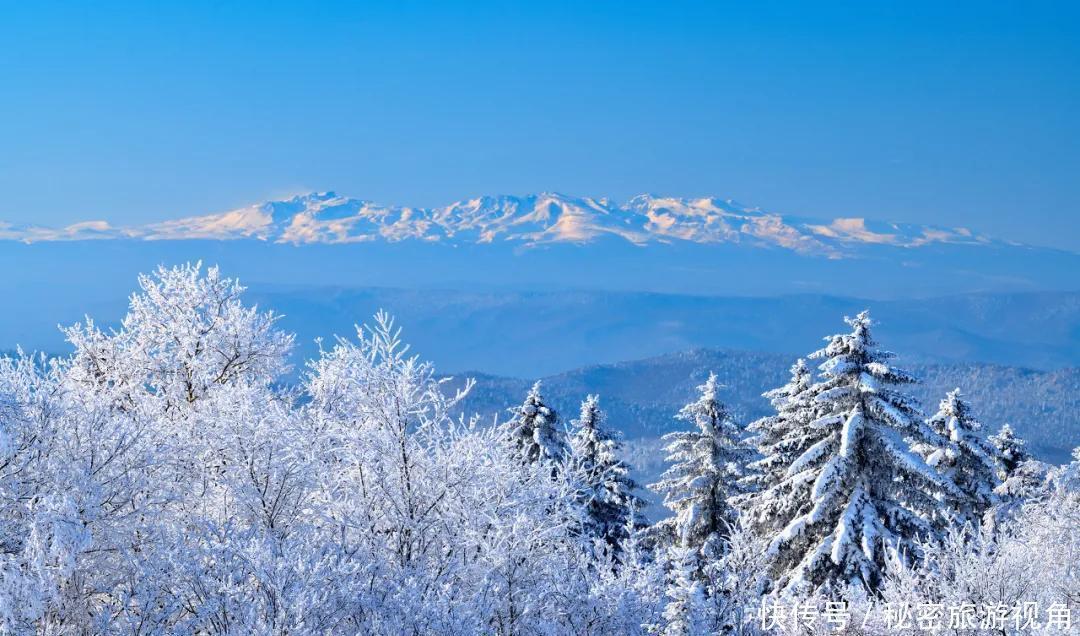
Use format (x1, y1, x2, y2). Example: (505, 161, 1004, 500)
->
(919, 389, 1000, 525)
(568, 394, 646, 554)
(985, 422, 1053, 514)
(698, 519, 769, 636)
(580, 511, 665, 634)
(63, 262, 293, 411)
(650, 372, 749, 554)
(301, 313, 606, 634)
(507, 381, 566, 465)
(988, 422, 1030, 482)
(660, 547, 708, 636)
(879, 470, 1080, 636)
(5, 263, 1079, 634)
(0, 262, 305, 633)
(737, 358, 819, 538)
(759, 311, 962, 595)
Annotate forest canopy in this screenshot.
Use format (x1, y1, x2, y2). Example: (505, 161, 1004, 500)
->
(0, 264, 1075, 635)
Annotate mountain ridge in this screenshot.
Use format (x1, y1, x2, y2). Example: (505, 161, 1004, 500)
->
(447, 347, 1080, 465)
(0, 191, 1020, 257)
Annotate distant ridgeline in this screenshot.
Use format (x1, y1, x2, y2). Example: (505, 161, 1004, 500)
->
(450, 348, 1079, 464)
(2, 193, 1079, 313)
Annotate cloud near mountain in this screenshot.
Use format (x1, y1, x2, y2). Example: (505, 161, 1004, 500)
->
(0, 192, 998, 257)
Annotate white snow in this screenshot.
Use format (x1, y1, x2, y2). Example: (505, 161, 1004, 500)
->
(0, 192, 997, 254)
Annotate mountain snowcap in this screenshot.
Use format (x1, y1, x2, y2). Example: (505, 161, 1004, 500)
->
(0, 191, 997, 258)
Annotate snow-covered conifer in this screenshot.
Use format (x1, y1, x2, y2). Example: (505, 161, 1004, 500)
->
(988, 423, 1030, 482)
(568, 394, 646, 554)
(660, 547, 707, 636)
(650, 373, 749, 553)
(987, 423, 1050, 515)
(737, 358, 819, 537)
(507, 381, 566, 465)
(919, 389, 999, 525)
(759, 311, 962, 594)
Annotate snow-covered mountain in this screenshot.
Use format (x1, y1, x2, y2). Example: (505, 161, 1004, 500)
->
(0, 191, 1002, 257)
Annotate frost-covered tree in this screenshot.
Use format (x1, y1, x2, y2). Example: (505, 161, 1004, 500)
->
(63, 262, 293, 411)
(0, 353, 94, 632)
(507, 381, 566, 465)
(0, 266, 301, 633)
(698, 520, 769, 636)
(737, 358, 819, 538)
(878, 472, 1080, 636)
(759, 311, 962, 595)
(984, 423, 1052, 526)
(568, 395, 646, 555)
(918, 389, 999, 525)
(660, 547, 708, 636)
(650, 372, 749, 554)
(301, 313, 609, 634)
(304, 312, 480, 574)
(6, 262, 1080, 634)
(2, 265, 681, 634)
(580, 511, 665, 634)
(988, 422, 1030, 482)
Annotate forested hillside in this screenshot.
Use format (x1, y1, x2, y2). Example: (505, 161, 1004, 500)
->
(0, 265, 1075, 634)
(452, 350, 1079, 463)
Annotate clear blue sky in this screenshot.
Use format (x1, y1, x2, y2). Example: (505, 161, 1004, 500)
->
(1, 1, 1078, 249)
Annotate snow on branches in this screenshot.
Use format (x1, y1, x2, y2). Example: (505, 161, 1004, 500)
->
(918, 389, 1000, 526)
(507, 380, 567, 466)
(749, 311, 963, 595)
(650, 372, 750, 555)
(567, 395, 646, 555)
(0, 266, 1075, 635)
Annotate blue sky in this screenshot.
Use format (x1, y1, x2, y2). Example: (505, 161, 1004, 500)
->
(1, 1, 1078, 249)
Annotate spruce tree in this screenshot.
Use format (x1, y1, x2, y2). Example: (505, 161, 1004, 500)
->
(660, 546, 707, 636)
(507, 381, 566, 465)
(737, 358, 820, 537)
(919, 389, 999, 525)
(758, 311, 961, 594)
(567, 394, 645, 553)
(987, 423, 1046, 505)
(988, 423, 1030, 482)
(650, 372, 749, 554)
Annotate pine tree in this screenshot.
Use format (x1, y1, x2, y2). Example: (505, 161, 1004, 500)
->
(988, 423, 1030, 482)
(758, 311, 962, 594)
(737, 358, 820, 537)
(660, 546, 707, 636)
(650, 372, 749, 554)
(987, 423, 1046, 505)
(507, 381, 566, 465)
(567, 394, 646, 554)
(919, 389, 999, 525)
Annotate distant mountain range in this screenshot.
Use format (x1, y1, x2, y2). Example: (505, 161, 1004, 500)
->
(447, 348, 1079, 465)
(241, 286, 1080, 376)
(3, 191, 1076, 299)
(443, 346, 1080, 519)
(0, 191, 1004, 257)
(2, 193, 1073, 513)
(3, 284, 1078, 377)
